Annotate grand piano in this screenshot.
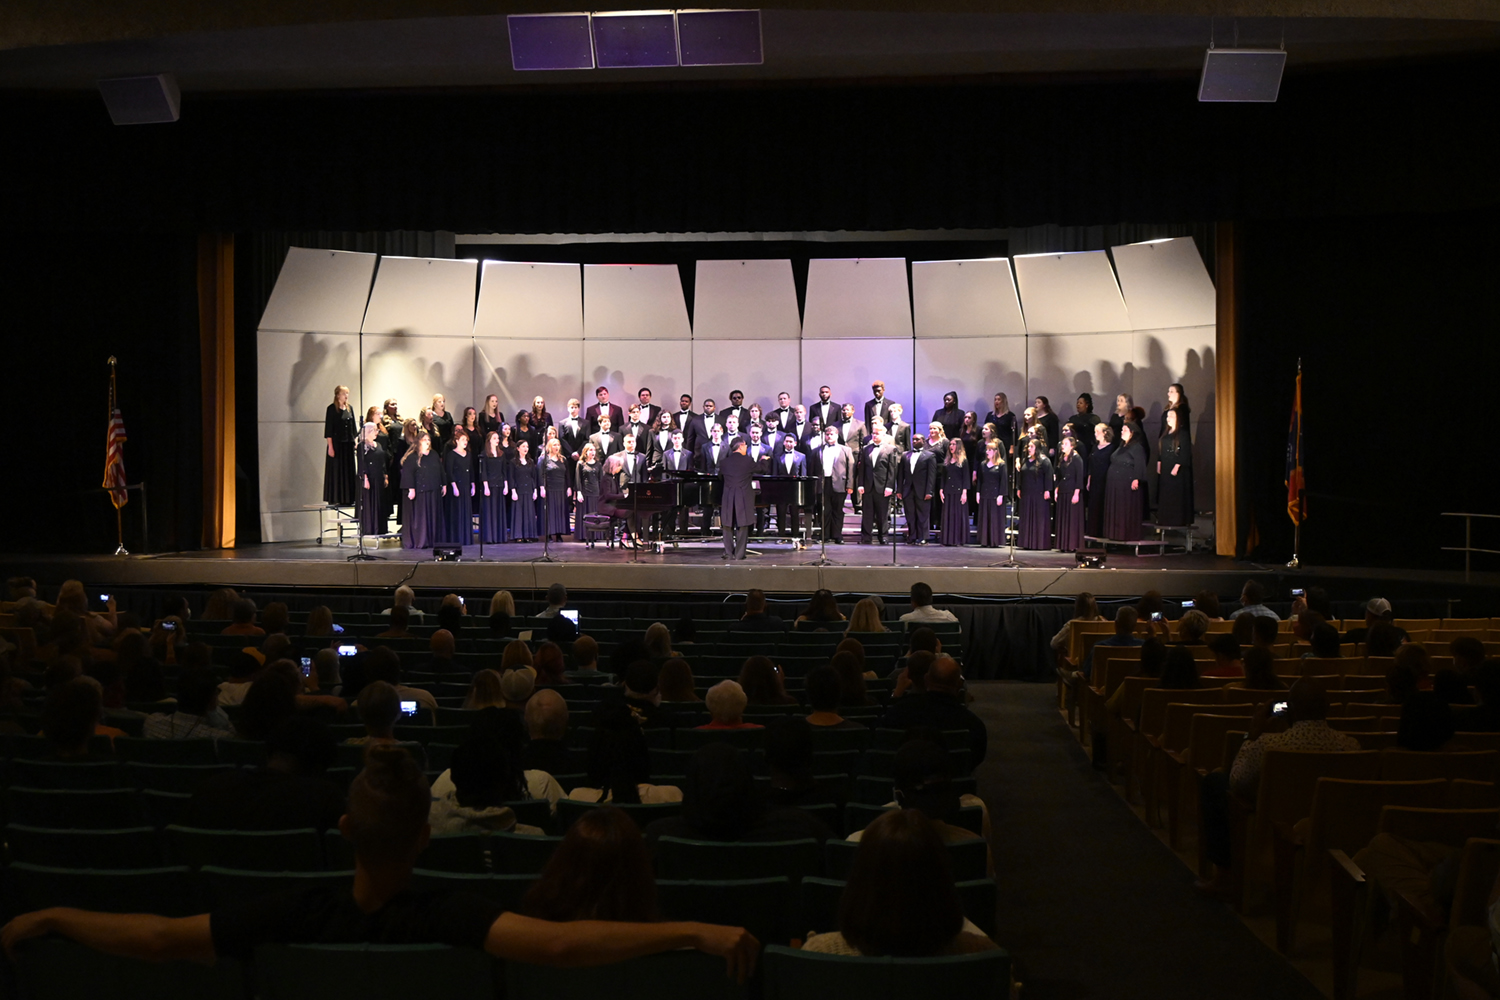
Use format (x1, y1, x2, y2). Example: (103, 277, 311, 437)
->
(598, 472, 816, 542)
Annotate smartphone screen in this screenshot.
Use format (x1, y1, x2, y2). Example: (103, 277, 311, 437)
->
(1150, 612, 1162, 622)
(561, 609, 579, 624)
(300, 657, 312, 677)
(100, 593, 111, 602)
(1181, 599, 1194, 609)
(162, 621, 176, 631)
(337, 644, 357, 657)
(1273, 701, 1289, 714)
(1291, 588, 1305, 598)
(399, 700, 419, 717)
(332, 623, 345, 634)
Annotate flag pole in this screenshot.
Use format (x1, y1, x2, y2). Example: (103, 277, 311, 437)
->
(1287, 357, 1301, 569)
(109, 357, 129, 556)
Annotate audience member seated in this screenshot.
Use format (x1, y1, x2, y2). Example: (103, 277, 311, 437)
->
(568, 635, 602, 677)
(1245, 615, 1279, 651)
(429, 737, 547, 836)
(1229, 646, 1284, 692)
(806, 667, 867, 729)
(1197, 679, 1358, 896)
(673, 615, 697, 646)
(260, 602, 290, 637)
(437, 706, 562, 805)
(1345, 596, 1404, 644)
(736, 589, 786, 632)
(1230, 580, 1279, 621)
(1431, 669, 1474, 706)
(545, 613, 579, 644)
(144, 664, 234, 739)
(500, 668, 536, 714)
(763, 717, 840, 808)
(658, 658, 700, 703)
(1050, 592, 1102, 663)
(487, 590, 514, 638)
(847, 740, 985, 847)
(1176, 609, 1210, 647)
(803, 809, 1000, 957)
(363, 647, 439, 713)
(899, 582, 958, 624)
(644, 743, 832, 846)
(1203, 635, 1243, 678)
(1394, 643, 1433, 689)
(1366, 622, 1406, 658)
(1087, 608, 1143, 676)
(221, 598, 265, 637)
(523, 689, 573, 774)
(1, 746, 759, 977)
(347, 681, 403, 747)
(893, 650, 936, 700)
(1385, 662, 1422, 705)
(312, 648, 341, 696)
(796, 589, 846, 627)
(460, 669, 503, 710)
(1101, 638, 1168, 729)
(1397, 692, 1456, 751)
(1455, 661, 1500, 732)
(615, 661, 675, 729)
(847, 598, 888, 634)
(533, 642, 567, 687)
(1307, 623, 1342, 659)
(425, 629, 458, 674)
(1158, 646, 1201, 688)
(881, 657, 986, 769)
(1190, 590, 1223, 622)
(888, 627, 941, 682)
(436, 596, 465, 637)
(537, 583, 569, 618)
(835, 637, 874, 680)
(54, 579, 118, 642)
(380, 584, 424, 620)
(570, 703, 682, 805)
(521, 807, 658, 922)
(235, 666, 310, 742)
(185, 717, 344, 832)
(1450, 637, 1487, 680)
(643, 623, 677, 661)
(301, 605, 335, 640)
(1289, 610, 1323, 647)
(698, 680, 763, 730)
(203, 587, 240, 621)
(501, 639, 534, 673)
(39, 679, 111, 760)
(738, 656, 797, 707)
(217, 652, 262, 708)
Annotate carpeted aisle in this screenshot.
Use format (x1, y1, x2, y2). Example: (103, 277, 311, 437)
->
(969, 682, 1324, 1000)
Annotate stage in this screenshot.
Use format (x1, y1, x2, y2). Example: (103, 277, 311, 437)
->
(4, 536, 1493, 603)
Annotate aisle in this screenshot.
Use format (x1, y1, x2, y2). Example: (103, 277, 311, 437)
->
(968, 682, 1324, 1000)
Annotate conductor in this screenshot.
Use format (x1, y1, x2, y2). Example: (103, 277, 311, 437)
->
(719, 440, 757, 561)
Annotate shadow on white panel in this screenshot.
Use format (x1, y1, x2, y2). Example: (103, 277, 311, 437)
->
(1111, 238, 1216, 331)
(474, 338, 584, 420)
(694, 260, 800, 340)
(1014, 251, 1131, 335)
(583, 264, 691, 340)
(261, 509, 322, 545)
(1131, 326, 1216, 432)
(583, 341, 692, 415)
(692, 340, 800, 415)
(799, 339, 913, 416)
(258, 247, 377, 335)
(802, 259, 911, 340)
(362, 257, 479, 339)
(473, 261, 583, 341)
(361, 335, 476, 420)
(257, 421, 328, 517)
(257, 331, 361, 423)
(911, 260, 1026, 339)
(1026, 333, 1134, 414)
(914, 339, 1026, 425)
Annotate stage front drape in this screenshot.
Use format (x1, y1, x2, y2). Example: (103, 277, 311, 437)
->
(1214, 221, 1238, 558)
(199, 233, 236, 550)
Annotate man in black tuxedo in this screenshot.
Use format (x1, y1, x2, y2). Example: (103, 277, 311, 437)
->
(636, 387, 661, 431)
(810, 385, 841, 432)
(722, 413, 750, 451)
(588, 415, 622, 458)
(771, 432, 808, 536)
(815, 426, 854, 544)
(897, 442, 939, 545)
(719, 441, 757, 561)
(770, 391, 795, 433)
(672, 394, 702, 452)
(789, 405, 815, 452)
(585, 386, 624, 434)
(660, 429, 694, 536)
(624, 404, 652, 457)
(864, 380, 897, 431)
(887, 403, 913, 452)
(745, 424, 774, 532)
(857, 424, 900, 544)
(558, 399, 588, 464)
(697, 423, 729, 536)
(720, 390, 751, 434)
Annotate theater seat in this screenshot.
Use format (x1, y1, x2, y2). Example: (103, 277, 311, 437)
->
(656, 837, 823, 882)
(506, 949, 747, 1000)
(200, 867, 354, 908)
(17, 936, 246, 1000)
(761, 944, 1010, 1000)
(797, 876, 998, 941)
(8, 862, 201, 916)
(255, 943, 492, 1000)
(656, 876, 794, 945)
(166, 826, 324, 872)
(4, 824, 161, 869)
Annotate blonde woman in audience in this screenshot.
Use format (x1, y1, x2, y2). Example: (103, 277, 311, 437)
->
(489, 590, 516, 618)
(846, 598, 887, 634)
(54, 580, 117, 641)
(643, 622, 676, 661)
(464, 669, 507, 710)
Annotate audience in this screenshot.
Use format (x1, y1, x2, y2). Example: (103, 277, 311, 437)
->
(428, 736, 547, 835)
(1203, 635, 1243, 678)
(488, 590, 515, 636)
(221, 598, 265, 637)
(698, 680, 762, 730)
(1157, 646, 1201, 689)
(804, 666, 865, 729)
(532, 642, 567, 687)
(1430, 669, 1473, 706)
(571, 703, 681, 804)
(463, 669, 506, 710)
(568, 634, 602, 675)
(643, 622, 677, 661)
(363, 647, 439, 713)
(537, 583, 569, 618)
(658, 658, 700, 703)
(186, 717, 343, 831)
(1396, 692, 1456, 751)
(763, 717, 839, 808)
(796, 589, 846, 626)
(1230, 580, 1278, 621)
(501, 639, 534, 672)
(1194, 589, 1225, 621)
(1230, 646, 1284, 692)
(644, 743, 832, 846)
(348, 680, 403, 747)
(738, 656, 797, 706)
(143, 664, 234, 739)
(846, 598, 887, 634)
(881, 657, 986, 769)
(618, 660, 674, 729)
(1345, 597, 1404, 644)
(1307, 623, 1342, 659)
(829, 651, 875, 705)
(736, 589, 786, 632)
(894, 650, 937, 699)
(380, 584, 424, 620)
(1457, 661, 1500, 732)
(500, 667, 537, 713)
(522, 689, 574, 774)
(434, 706, 562, 805)
(39, 679, 109, 760)
(521, 807, 658, 922)
(375, 605, 415, 640)
(1175, 609, 1210, 646)
(835, 637, 873, 679)
(899, 582, 957, 624)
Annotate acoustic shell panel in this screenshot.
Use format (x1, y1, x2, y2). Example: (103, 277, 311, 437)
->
(914, 338, 1027, 430)
(693, 259, 801, 340)
(692, 340, 800, 417)
(583, 341, 692, 422)
(911, 259, 1026, 339)
(1111, 238, 1217, 331)
(361, 257, 479, 339)
(1132, 324, 1216, 510)
(360, 335, 476, 427)
(798, 339, 913, 421)
(472, 260, 583, 341)
(256, 331, 360, 424)
(801, 258, 912, 340)
(582, 264, 691, 340)
(1026, 332, 1135, 417)
(1013, 251, 1131, 335)
(257, 421, 329, 529)
(258, 248, 376, 334)
(473, 338, 585, 423)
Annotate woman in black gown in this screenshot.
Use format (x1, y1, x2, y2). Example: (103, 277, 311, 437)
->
(1033, 397, 1061, 461)
(539, 439, 572, 541)
(975, 441, 1009, 547)
(403, 433, 443, 549)
(478, 431, 508, 544)
(1054, 434, 1087, 552)
(988, 393, 1017, 459)
(478, 395, 503, 447)
(574, 442, 603, 546)
(1159, 384, 1191, 447)
(356, 422, 387, 536)
(1104, 423, 1146, 541)
(458, 408, 482, 508)
(323, 385, 358, 505)
(938, 438, 970, 546)
(932, 391, 964, 442)
(1086, 423, 1116, 539)
(1156, 408, 1195, 526)
(960, 412, 982, 518)
(1017, 438, 1054, 550)
(443, 430, 474, 545)
(429, 394, 455, 451)
(508, 440, 540, 542)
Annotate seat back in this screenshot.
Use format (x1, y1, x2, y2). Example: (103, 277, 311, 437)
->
(761, 944, 1010, 1000)
(4, 759, 120, 789)
(408, 870, 537, 910)
(1451, 732, 1500, 751)
(657, 877, 794, 946)
(1254, 750, 1382, 831)
(4, 824, 160, 869)
(1377, 806, 1500, 847)
(1161, 702, 1253, 754)
(166, 826, 324, 872)
(1137, 688, 1222, 741)
(490, 831, 565, 874)
(656, 837, 823, 882)
(1379, 750, 1499, 783)
(200, 867, 353, 907)
(507, 949, 748, 1000)
(675, 728, 766, 751)
(122, 763, 236, 794)
(114, 737, 220, 765)
(1449, 780, 1500, 809)
(823, 836, 986, 881)
(556, 798, 683, 832)
(256, 943, 494, 1000)
(1305, 778, 1449, 862)
(5, 786, 146, 829)
(8, 862, 201, 916)
(18, 937, 246, 1000)
(796, 876, 998, 941)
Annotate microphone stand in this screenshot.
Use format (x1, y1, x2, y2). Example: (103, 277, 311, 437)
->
(347, 453, 385, 562)
(994, 448, 1023, 569)
(530, 466, 557, 565)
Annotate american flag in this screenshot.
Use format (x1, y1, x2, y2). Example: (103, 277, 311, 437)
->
(104, 404, 128, 509)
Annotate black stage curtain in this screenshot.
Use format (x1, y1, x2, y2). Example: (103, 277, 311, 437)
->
(2, 54, 1498, 234)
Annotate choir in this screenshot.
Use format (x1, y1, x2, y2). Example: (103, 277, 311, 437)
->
(325, 380, 1194, 552)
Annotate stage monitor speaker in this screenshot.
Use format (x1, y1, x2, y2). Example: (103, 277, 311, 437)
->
(433, 546, 462, 562)
(1198, 49, 1285, 103)
(1076, 551, 1106, 569)
(508, 14, 595, 71)
(98, 74, 181, 125)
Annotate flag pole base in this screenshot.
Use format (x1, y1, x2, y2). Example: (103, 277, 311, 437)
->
(114, 544, 130, 556)
(1286, 555, 1299, 569)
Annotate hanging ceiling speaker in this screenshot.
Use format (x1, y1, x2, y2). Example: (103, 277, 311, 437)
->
(1198, 49, 1286, 103)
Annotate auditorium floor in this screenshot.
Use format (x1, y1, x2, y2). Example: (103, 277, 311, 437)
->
(970, 681, 1328, 1000)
